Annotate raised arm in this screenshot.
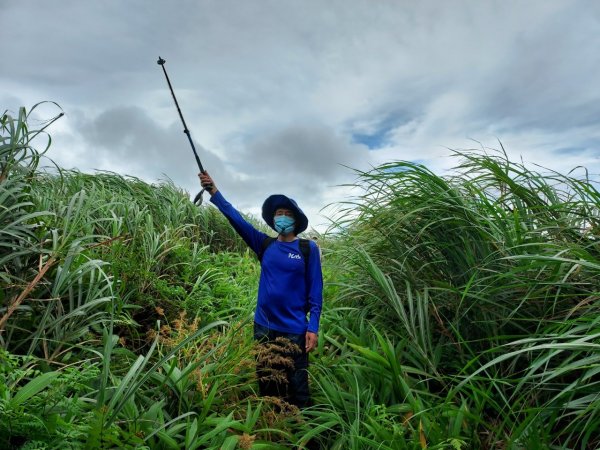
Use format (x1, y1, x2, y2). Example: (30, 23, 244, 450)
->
(198, 172, 267, 254)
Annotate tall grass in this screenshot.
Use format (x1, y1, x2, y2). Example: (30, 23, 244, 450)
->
(0, 106, 287, 448)
(330, 149, 600, 448)
(4, 106, 600, 448)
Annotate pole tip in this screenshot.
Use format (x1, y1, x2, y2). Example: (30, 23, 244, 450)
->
(157, 56, 166, 65)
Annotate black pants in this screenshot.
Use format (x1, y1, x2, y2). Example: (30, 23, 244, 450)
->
(253, 322, 311, 408)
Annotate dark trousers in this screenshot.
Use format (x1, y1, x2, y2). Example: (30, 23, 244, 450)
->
(253, 322, 311, 408)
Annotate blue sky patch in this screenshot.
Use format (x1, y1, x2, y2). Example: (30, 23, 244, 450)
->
(352, 130, 389, 149)
(351, 117, 402, 149)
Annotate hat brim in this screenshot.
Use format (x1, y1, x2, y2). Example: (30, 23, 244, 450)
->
(262, 194, 308, 235)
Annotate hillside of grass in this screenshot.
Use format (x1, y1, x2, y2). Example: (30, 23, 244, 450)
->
(1, 105, 599, 449)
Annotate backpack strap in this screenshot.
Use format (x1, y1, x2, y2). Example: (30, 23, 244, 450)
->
(259, 237, 311, 273)
(299, 238, 310, 273)
(259, 236, 277, 261)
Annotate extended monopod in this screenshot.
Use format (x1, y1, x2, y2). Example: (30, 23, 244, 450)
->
(157, 56, 211, 205)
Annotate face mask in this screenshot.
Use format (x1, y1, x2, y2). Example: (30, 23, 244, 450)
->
(274, 215, 295, 235)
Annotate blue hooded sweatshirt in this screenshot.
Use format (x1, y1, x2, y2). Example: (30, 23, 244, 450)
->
(210, 191, 323, 334)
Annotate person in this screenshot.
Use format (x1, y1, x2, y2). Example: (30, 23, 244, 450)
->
(199, 172, 323, 408)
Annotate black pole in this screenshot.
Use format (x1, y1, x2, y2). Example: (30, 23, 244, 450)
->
(157, 56, 205, 172)
(157, 56, 211, 204)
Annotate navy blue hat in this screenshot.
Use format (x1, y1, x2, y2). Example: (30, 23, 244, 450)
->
(262, 194, 309, 235)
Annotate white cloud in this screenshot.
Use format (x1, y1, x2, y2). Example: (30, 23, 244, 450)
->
(2, 0, 600, 233)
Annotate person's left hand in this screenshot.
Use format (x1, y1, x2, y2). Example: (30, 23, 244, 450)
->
(305, 331, 318, 353)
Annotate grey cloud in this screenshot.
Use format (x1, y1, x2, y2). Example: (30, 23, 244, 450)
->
(60, 106, 228, 195)
(196, 124, 371, 219)
(238, 123, 368, 185)
(4, 0, 600, 232)
(474, 7, 600, 132)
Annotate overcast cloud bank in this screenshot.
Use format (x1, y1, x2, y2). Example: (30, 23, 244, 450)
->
(2, 1, 600, 231)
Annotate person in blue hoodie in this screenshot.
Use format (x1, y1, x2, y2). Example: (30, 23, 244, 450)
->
(199, 172, 323, 408)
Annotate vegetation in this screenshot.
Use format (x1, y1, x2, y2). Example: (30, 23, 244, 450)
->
(1, 105, 599, 449)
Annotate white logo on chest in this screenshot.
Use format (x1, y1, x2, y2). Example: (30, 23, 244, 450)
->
(288, 253, 301, 259)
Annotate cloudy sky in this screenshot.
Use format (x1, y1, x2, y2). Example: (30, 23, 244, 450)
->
(2, 1, 600, 232)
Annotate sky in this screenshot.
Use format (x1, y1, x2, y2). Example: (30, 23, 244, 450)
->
(2, 1, 600, 233)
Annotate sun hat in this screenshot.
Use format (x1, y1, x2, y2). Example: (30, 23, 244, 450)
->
(262, 194, 309, 235)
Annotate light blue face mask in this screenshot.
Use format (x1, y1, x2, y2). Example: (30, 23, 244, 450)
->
(274, 215, 295, 235)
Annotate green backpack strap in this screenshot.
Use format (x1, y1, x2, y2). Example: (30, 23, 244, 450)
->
(260, 237, 311, 273)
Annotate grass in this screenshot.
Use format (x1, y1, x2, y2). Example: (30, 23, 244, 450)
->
(330, 148, 600, 448)
(2, 106, 600, 448)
